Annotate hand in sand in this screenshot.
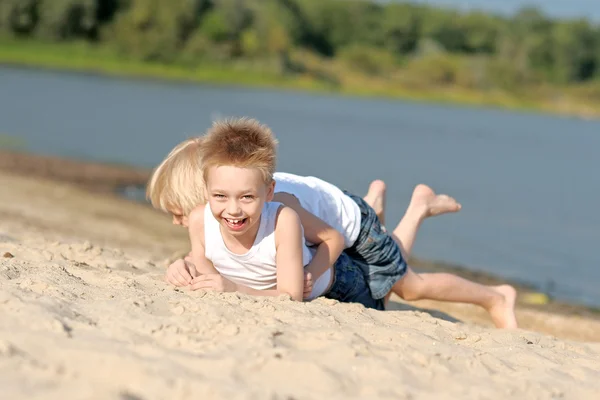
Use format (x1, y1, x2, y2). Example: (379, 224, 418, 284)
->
(165, 257, 198, 287)
(190, 274, 237, 293)
(168, 260, 314, 298)
(303, 272, 313, 300)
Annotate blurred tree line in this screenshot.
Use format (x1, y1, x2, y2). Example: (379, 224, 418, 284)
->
(1, 0, 599, 92)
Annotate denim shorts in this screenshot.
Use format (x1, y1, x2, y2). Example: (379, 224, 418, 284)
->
(343, 191, 408, 299)
(324, 252, 385, 310)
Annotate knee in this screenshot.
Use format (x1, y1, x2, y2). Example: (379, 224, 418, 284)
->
(392, 277, 425, 302)
(398, 287, 423, 302)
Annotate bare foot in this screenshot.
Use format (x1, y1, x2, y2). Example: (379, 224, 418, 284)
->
(488, 285, 518, 329)
(408, 184, 461, 219)
(363, 180, 386, 225)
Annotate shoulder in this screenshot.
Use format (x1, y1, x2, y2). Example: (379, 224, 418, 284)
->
(275, 204, 301, 225)
(274, 205, 302, 243)
(188, 203, 207, 232)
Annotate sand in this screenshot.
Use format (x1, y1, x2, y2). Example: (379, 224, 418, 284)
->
(1, 170, 599, 400)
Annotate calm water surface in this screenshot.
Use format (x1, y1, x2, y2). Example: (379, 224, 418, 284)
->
(1, 66, 599, 307)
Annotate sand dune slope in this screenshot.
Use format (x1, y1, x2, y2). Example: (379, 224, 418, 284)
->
(1, 172, 599, 399)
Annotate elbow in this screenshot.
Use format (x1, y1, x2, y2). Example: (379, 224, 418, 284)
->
(291, 294, 303, 302)
(289, 290, 303, 302)
(283, 289, 303, 302)
(332, 230, 346, 254)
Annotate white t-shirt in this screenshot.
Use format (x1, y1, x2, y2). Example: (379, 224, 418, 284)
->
(273, 172, 362, 248)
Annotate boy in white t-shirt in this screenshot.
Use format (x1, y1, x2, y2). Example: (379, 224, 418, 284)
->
(271, 172, 517, 329)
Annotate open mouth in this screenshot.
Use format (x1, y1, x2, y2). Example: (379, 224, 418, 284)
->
(224, 218, 248, 231)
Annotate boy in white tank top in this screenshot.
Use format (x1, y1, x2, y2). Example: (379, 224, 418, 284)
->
(149, 119, 517, 328)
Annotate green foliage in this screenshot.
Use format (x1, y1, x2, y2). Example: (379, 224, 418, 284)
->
(107, 0, 201, 62)
(550, 20, 599, 83)
(380, 3, 421, 54)
(405, 54, 462, 86)
(458, 12, 501, 53)
(338, 45, 399, 76)
(198, 8, 232, 43)
(3, 0, 600, 91)
(35, 0, 97, 39)
(0, 0, 39, 35)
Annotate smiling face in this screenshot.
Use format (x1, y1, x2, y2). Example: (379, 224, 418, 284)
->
(205, 165, 275, 243)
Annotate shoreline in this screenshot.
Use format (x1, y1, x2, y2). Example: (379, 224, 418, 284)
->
(1, 38, 599, 121)
(1, 149, 598, 319)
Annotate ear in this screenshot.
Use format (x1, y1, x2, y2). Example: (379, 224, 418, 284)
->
(266, 179, 276, 202)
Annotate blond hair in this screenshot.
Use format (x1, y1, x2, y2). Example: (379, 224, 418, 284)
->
(146, 137, 206, 216)
(200, 117, 278, 183)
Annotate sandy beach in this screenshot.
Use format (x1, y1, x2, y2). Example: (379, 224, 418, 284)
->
(1, 169, 600, 399)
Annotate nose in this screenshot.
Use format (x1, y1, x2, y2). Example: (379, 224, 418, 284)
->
(226, 199, 241, 216)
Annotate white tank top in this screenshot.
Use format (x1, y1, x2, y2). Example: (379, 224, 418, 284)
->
(273, 172, 361, 248)
(204, 201, 331, 299)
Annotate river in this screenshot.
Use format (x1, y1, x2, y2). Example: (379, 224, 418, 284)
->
(1, 66, 599, 307)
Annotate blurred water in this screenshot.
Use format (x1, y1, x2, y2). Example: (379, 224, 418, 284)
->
(1, 66, 599, 307)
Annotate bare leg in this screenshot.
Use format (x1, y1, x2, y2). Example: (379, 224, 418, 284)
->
(362, 183, 516, 328)
(392, 184, 461, 259)
(392, 267, 518, 329)
(363, 183, 461, 259)
(363, 180, 386, 225)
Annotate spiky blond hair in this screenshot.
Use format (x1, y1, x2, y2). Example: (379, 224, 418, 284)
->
(200, 117, 278, 183)
(146, 137, 206, 216)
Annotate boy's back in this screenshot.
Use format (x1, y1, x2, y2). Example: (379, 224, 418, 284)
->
(274, 172, 361, 248)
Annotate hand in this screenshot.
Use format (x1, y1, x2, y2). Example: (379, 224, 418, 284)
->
(303, 271, 314, 300)
(189, 274, 237, 293)
(183, 255, 200, 278)
(165, 258, 196, 287)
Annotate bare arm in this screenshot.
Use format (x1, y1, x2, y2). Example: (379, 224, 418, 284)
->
(165, 205, 217, 286)
(273, 192, 345, 281)
(187, 204, 220, 275)
(273, 205, 306, 301)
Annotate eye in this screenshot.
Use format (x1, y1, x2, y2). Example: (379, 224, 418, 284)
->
(242, 195, 255, 200)
(213, 194, 226, 199)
